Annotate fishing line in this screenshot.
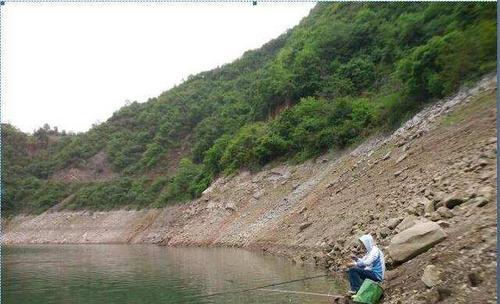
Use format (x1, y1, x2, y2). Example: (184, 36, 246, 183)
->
(189, 273, 331, 299)
(258, 288, 341, 298)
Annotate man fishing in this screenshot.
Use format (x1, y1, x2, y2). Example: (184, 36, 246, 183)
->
(347, 234, 385, 294)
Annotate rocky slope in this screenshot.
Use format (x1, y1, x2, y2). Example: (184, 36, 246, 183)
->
(3, 75, 497, 303)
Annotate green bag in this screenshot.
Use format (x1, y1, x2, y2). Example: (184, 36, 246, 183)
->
(352, 279, 384, 304)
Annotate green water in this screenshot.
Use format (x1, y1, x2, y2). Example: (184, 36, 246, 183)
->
(2, 245, 344, 304)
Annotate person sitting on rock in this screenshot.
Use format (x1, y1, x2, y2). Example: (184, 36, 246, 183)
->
(347, 234, 385, 294)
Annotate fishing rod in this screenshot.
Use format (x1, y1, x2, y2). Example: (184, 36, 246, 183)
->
(189, 273, 333, 300)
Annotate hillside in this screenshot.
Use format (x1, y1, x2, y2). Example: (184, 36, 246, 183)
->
(2, 2, 496, 215)
(4, 75, 497, 303)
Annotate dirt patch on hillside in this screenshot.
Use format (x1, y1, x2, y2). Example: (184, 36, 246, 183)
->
(49, 151, 117, 183)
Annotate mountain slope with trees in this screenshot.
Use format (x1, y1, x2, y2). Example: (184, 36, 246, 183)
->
(2, 2, 496, 215)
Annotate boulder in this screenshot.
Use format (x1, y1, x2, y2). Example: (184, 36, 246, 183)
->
(421, 265, 442, 288)
(387, 222, 447, 264)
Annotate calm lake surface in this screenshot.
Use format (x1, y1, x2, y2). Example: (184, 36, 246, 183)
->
(2, 245, 344, 304)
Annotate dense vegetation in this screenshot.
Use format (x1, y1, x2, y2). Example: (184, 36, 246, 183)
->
(3, 3, 496, 215)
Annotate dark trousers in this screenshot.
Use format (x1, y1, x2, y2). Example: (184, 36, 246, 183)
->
(347, 267, 381, 292)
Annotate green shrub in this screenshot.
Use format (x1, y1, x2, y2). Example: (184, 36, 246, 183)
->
(220, 123, 268, 174)
(154, 158, 211, 204)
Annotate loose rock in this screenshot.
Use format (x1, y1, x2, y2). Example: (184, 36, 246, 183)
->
(467, 271, 482, 287)
(430, 212, 442, 222)
(299, 222, 312, 232)
(394, 170, 404, 177)
(436, 206, 454, 219)
(421, 197, 435, 215)
(379, 227, 391, 238)
(436, 220, 450, 228)
(477, 185, 495, 201)
(474, 196, 489, 207)
(444, 194, 466, 209)
(437, 288, 452, 301)
(396, 153, 408, 164)
(225, 203, 237, 212)
(421, 265, 442, 288)
(387, 217, 403, 230)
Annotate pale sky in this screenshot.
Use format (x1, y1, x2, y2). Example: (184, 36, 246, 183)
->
(1, 2, 315, 133)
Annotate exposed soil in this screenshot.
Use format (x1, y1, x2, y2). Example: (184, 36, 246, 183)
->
(49, 151, 118, 183)
(4, 75, 497, 304)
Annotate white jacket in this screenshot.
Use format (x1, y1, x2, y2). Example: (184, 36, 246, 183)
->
(355, 234, 385, 281)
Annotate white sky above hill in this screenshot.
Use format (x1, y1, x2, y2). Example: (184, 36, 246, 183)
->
(1, 2, 315, 133)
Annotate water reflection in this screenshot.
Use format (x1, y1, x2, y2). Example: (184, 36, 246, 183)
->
(2, 245, 344, 304)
